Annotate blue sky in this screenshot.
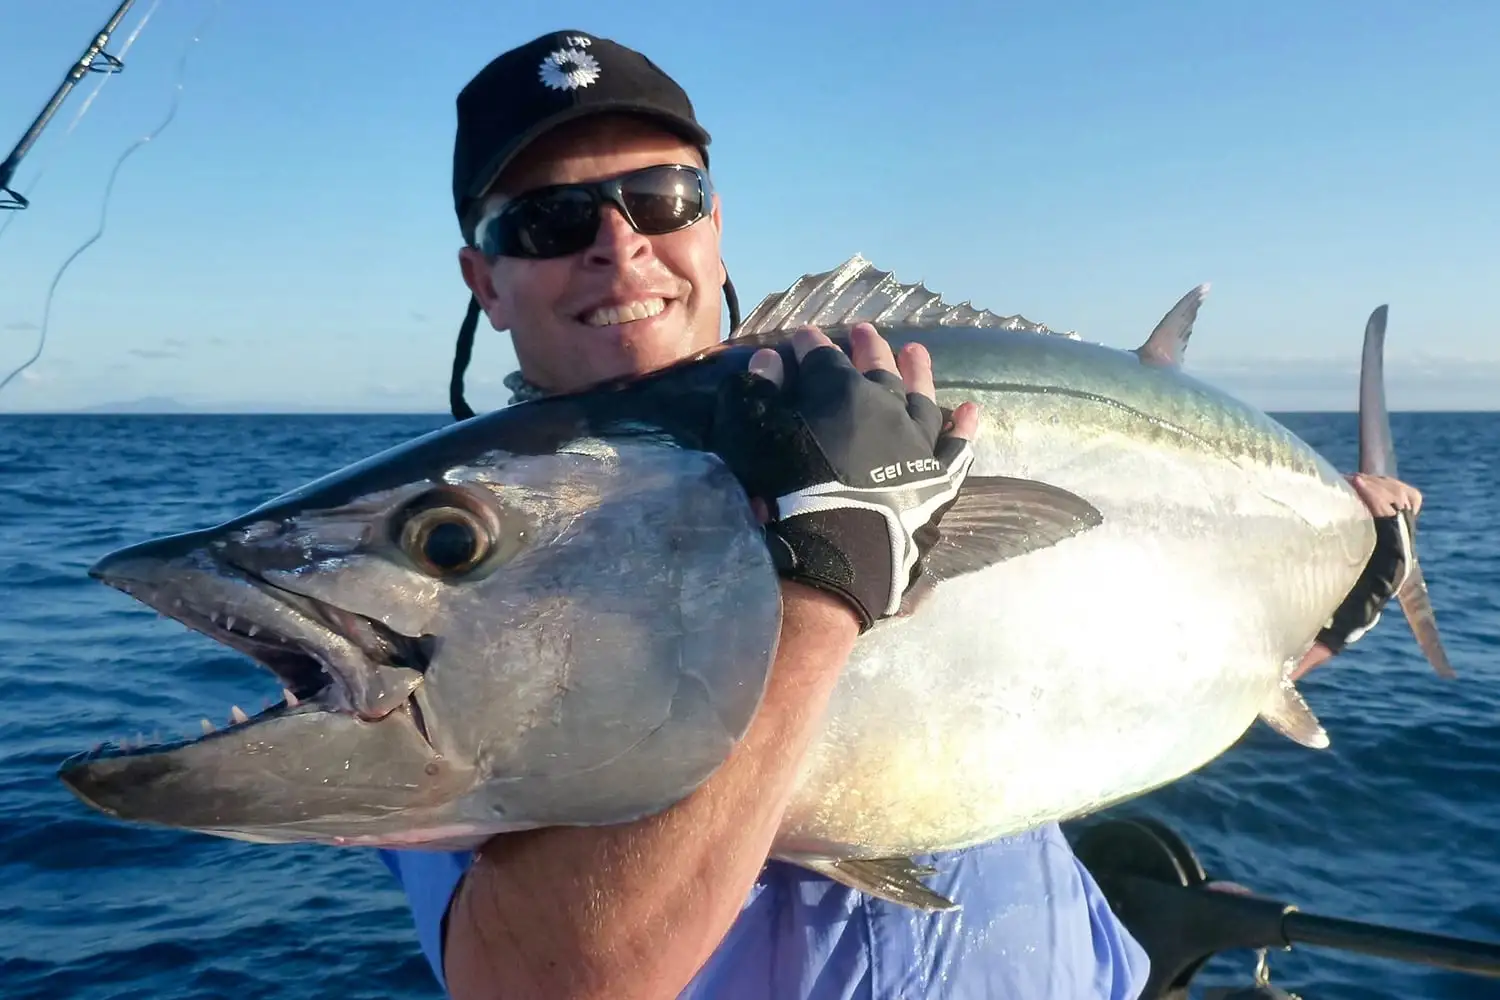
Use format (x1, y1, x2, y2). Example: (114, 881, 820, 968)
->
(0, 0, 1495, 413)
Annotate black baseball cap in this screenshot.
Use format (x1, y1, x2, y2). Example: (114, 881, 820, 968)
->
(445, 31, 737, 423)
(452, 30, 712, 243)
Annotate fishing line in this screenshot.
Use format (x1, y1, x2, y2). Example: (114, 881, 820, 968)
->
(0, 0, 164, 245)
(0, 0, 223, 400)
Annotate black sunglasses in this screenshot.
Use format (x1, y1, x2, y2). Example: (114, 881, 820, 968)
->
(474, 163, 713, 259)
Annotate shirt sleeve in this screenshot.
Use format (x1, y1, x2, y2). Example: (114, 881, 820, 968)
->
(378, 847, 475, 996)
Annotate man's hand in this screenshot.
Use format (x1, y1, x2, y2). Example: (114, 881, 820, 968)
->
(1291, 473, 1424, 680)
(1345, 472, 1423, 519)
(713, 323, 981, 632)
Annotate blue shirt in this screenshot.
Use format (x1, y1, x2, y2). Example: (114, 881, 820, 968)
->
(379, 821, 1149, 999)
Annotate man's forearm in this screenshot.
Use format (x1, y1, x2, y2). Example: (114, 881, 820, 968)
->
(443, 583, 860, 1000)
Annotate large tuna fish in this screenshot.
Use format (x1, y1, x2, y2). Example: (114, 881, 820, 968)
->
(58, 255, 1452, 909)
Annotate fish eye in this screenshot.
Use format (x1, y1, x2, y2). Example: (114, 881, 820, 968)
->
(399, 505, 490, 577)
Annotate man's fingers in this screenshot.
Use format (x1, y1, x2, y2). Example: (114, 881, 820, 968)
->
(898, 342, 936, 401)
(747, 348, 785, 387)
(851, 324, 938, 402)
(790, 325, 835, 361)
(777, 322, 982, 452)
(1346, 473, 1424, 518)
(848, 323, 910, 398)
(948, 400, 981, 441)
(931, 402, 982, 466)
(851, 323, 900, 375)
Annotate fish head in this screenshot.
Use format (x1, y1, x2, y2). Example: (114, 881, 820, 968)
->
(58, 396, 783, 849)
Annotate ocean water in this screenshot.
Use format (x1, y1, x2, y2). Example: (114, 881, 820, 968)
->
(1, 411, 1496, 1000)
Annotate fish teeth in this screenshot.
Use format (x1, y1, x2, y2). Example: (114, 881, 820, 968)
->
(284, 689, 299, 708)
(247, 624, 260, 638)
(226, 616, 236, 631)
(201, 718, 215, 734)
(230, 705, 248, 725)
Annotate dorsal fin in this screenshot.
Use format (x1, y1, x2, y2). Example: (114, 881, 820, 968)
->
(731, 254, 1079, 341)
(1134, 283, 1210, 368)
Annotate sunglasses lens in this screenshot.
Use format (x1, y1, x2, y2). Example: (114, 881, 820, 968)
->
(497, 188, 598, 257)
(619, 166, 705, 234)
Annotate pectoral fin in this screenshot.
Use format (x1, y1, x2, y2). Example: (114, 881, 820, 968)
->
(923, 476, 1103, 580)
(789, 855, 959, 911)
(1258, 675, 1330, 749)
(895, 476, 1102, 617)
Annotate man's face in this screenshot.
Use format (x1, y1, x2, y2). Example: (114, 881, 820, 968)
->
(459, 115, 726, 394)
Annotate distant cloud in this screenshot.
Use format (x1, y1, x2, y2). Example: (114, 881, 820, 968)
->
(1196, 356, 1500, 411)
(4, 320, 39, 332)
(14, 365, 62, 386)
(122, 338, 190, 360)
(14, 358, 72, 377)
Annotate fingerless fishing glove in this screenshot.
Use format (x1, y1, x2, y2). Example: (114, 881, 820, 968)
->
(712, 343, 974, 632)
(1316, 513, 1414, 654)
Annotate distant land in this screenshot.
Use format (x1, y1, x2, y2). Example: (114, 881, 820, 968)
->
(79, 396, 194, 414)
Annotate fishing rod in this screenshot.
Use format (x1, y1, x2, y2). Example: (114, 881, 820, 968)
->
(0, 0, 217, 400)
(1069, 816, 1500, 999)
(0, 0, 140, 212)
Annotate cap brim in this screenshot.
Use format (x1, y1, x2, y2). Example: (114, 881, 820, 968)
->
(465, 100, 712, 207)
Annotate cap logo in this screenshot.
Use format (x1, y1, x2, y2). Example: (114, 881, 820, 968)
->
(539, 45, 601, 91)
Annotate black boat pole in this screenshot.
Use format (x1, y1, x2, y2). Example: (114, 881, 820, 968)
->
(1068, 817, 1500, 999)
(0, 0, 138, 211)
(1280, 909, 1500, 978)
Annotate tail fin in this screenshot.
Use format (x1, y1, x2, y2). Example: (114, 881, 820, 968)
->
(1357, 305, 1456, 679)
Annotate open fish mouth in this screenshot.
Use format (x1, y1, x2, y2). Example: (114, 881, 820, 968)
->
(70, 546, 437, 762)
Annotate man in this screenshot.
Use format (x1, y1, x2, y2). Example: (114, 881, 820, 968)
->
(381, 29, 1423, 1000)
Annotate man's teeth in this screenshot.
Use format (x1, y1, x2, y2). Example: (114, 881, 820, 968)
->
(584, 298, 666, 327)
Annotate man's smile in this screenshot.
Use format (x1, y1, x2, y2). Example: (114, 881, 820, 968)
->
(581, 297, 669, 327)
